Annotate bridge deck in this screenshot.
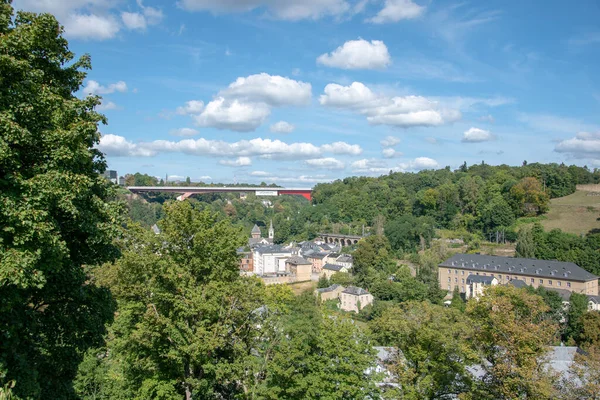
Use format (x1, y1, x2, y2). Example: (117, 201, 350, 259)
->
(127, 186, 312, 193)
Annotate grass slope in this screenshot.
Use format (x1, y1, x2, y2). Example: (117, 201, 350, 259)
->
(541, 190, 600, 235)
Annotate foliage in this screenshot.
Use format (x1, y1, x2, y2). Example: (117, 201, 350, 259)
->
(565, 292, 589, 344)
(557, 345, 600, 400)
(466, 286, 558, 399)
(509, 177, 550, 216)
(371, 302, 478, 399)
(0, 4, 121, 398)
(580, 312, 600, 348)
(329, 272, 355, 286)
(352, 235, 395, 288)
(450, 286, 465, 312)
(317, 275, 330, 288)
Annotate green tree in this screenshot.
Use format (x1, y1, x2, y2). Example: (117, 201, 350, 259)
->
(0, 4, 121, 398)
(509, 177, 550, 216)
(317, 275, 330, 288)
(466, 286, 557, 399)
(92, 202, 265, 399)
(371, 302, 477, 399)
(450, 286, 465, 312)
(566, 292, 589, 344)
(516, 225, 536, 258)
(352, 235, 395, 288)
(580, 311, 600, 348)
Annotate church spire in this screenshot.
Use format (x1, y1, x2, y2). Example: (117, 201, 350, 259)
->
(268, 220, 274, 240)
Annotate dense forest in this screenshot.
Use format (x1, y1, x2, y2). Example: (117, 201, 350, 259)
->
(3, 3, 600, 399)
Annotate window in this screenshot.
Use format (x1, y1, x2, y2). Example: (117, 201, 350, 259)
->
(461, 286, 465, 292)
(448, 277, 451, 282)
(549, 280, 553, 286)
(448, 269, 451, 274)
(461, 270, 465, 275)
(483, 273, 487, 276)
(476, 272, 480, 275)
(499, 275, 502, 279)
(531, 278, 535, 283)
(455, 270, 458, 274)
(567, 282, 571, 288)
(558, 281, 561, 287)
(462, 278, 465, 284)
(540, 279, 543, 284)
(448, 285, 451, 290)
(455, 277, 458, 283)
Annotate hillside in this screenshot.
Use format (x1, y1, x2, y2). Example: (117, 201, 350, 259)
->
(541, 186, 600, 235)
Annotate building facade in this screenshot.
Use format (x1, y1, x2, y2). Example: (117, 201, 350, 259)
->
(339, 286, 374, 313)
(439, 253, 599, 296)
(315, 284, 345, 302)
(321, 263, 349, 280)
(253, 245, 293, 276)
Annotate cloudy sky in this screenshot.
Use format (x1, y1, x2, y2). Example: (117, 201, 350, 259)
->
(14, 0, 600, 185)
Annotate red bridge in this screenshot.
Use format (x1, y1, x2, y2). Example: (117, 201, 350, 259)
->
(127, 186, 313, 201)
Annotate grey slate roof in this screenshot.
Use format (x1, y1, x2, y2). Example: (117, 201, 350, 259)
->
(316, 284, 343, 293)
(342, 286, 370, 296)
(508, 279, 528, 288)
(336, 254, 353, 263)
(251, 224, 261, 234)
(248, 237, 273, 247)
(323, 263, 345, 272)
(306, 252, 328, 260)
(587, 295, 600, 304)
(254, 244, 289, 254)
(466, 274, 496, 284)
(286, 255, 312, 265)
(440, 253, 598, 282)
(546, 287, 574, 302)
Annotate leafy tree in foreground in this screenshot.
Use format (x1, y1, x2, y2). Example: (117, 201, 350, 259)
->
(0, 3, 121, 398)
(371, 301, 477, 399)
(565, 292, 589, 344)
(466, 286, 557, 399)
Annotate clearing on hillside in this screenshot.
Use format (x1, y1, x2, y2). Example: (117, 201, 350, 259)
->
(541, 189, 600, 235)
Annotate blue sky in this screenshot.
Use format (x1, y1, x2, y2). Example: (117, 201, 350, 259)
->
(14, 0, 600, 185)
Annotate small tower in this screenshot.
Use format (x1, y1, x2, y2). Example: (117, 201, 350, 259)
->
(251, 224, 261, 239)
(268, 220, 274, 240)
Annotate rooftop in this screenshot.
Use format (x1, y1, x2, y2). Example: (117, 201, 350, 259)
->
(323, 263, 346, 272)
(286, 255, 311, 265)
(316, 284, 343, 293)
(254, 244, 291, 254)
(440, 253, 598, 282)
(466, 274, 496, 284)
(342, 286, 370, 296)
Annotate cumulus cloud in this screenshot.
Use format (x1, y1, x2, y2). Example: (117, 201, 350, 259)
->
(174, 73, 311, 132)
(121, 12, 146, 30)
(219, 157, 252, 167)
(62, 13, 121, 40)
(317, 39, 391, 70)
(250, 171, 271, 177)
(380, 135, 401, 147)
(83, 80, 128, 95)
(382, 148, 402, 158)
(97, 134, 156, 157)
(176, 100, 205, 115)
(320, 81, 460, 128)
(367, 0, 425, 23)
(97, 135, 363, 160)
(221, 73, 312, 106)
(270, 121, 296, 134)
(192, 98, 271, 132)
(169, 128, 199, 137)
(177, 0, 351, 21)
(400, 157, 438, 171)
(305, 158, 345, 170)
(96, 100, 119, 111)
(351, 158, 388, 171)
(462, 127, 495, 142)
(555, 132, 600, 159)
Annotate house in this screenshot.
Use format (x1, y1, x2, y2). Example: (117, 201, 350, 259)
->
(439, 253, 599, 296)
(285, 255, 312, 282)
(238, 248, 253, 273)
(315, 284, 345, 302)
(334, 254, 354, 269)
(588, 295, 600, 311)
(340, 286, 374, 313)
(305, 252, 328, 274)
(465, 275, 498, 299)
(252, 244, 293, 276)
(321, 263, 349, 279)
(248, 223, 274, 247)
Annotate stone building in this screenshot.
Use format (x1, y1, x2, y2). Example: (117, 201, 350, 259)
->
(315, 284, 345, 302)
(465, 275, 498, 299)
(339, 286, 374, 313)
(439, 253, 599, 296)
(321, 263, 349, 280)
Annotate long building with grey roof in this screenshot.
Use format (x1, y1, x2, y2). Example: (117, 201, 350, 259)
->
(439, 253, 599, 296)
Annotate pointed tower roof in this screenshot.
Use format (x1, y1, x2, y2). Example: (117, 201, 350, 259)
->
(251, 224, 261, 234)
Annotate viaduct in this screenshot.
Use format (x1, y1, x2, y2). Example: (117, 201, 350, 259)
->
(316, 233, 364, 247)
(127, 186, 313, 201)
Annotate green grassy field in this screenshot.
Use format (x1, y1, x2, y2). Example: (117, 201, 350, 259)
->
(540, 190, 600, 235)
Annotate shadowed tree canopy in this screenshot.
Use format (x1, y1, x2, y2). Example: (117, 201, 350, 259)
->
(0, 2, 122, 398)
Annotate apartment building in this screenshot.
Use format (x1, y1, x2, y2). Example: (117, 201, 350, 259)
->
(439, 253, 599, 296)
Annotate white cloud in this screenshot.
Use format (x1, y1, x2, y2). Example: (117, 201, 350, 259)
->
(96, 100, 119, 111)
(63, 14, 120, 40)
(176, 100, 205, 115)
(250, 171, 271, 177)
(555, 132, 600, 159)
(382, 148, 402, 158)
(380, 135, 401, 147)
(321, 141, 362, 155)
(199, 175, 212, 180)
(177, 0, 351, 21)
(219, 157, 252, 167)
(121, 12, 146, 30)
(462, 127, 495, 143)
(270, 121, 296, 134)
(320, 81, 461, 128)
(399, 157, 439, 171)
(97, 134, 156, 157)
(479, 114, 495, 123)
(367, 0, 424, 23)
(220, 73, 311, 106)
(193, 97, 271, 132)
(266, 175, 333, 184)
(317, 39, 391, 70)
(305, 158, 345, 170)
(351, 158, 388, 170)
(100, 135, 363, 160)
(169, 128, 200, 137)
(83, 80, 127, 95)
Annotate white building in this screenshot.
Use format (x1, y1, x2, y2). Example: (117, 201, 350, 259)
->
(253, 245, 293, 275)
(465, 275, 499, 299)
